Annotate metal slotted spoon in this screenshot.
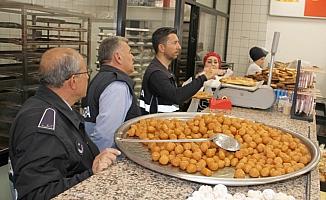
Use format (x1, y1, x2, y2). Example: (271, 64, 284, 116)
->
(117, 134, 240, 151)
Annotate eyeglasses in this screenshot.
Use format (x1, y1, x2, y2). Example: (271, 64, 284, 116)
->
(66, 69, 93, 80)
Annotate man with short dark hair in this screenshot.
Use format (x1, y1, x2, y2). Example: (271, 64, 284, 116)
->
(9, 48, 120, 199)
(83, 36, 141, 151)
(139, 27, 219, 114)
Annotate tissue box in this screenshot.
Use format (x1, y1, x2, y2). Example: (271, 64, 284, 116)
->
(209, 97, 232, 110)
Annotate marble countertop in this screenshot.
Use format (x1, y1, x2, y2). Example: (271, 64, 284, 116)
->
(55, 108, 320, 200)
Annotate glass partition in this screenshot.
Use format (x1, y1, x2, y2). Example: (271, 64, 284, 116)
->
(215, 0, 229, 13)
(125, 2, 176, 96)
(196, 0, 214, 8)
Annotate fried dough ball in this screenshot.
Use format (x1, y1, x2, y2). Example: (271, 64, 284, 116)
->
(206, 148, 217, 158)
(192, 151, 202, 161)
(218, 150, 226, 160)
(183, 150, 193, 158)
(274, 157, 283, 165)
(201, 167, 213, 176)
(160, 150, 169, 156)
(175, 145, 184, 154)
(183, 143, 192, 150)
(186, 163, 197, 173)
(285, 166, 295, 174)
(243, 164, 252, 174)
(260, 167, 270, 177)
(151, 152, 160, 161)
(207, 161, 219, 171)
(159, 154, 169, 165)
(196, 159, 207, 171)
(151, 146, 161, 153)
(270, 168, 282, 177)
(218, 160, 225, 169)
(224, 158, 231, 167)
(249, 168, 260, 178)
(179, 160, 189, 170)
(200, 143, 209, 153)
(127, 127, 136, 136)
(171, 157, 181, 167)
(230, 158, 239, 167)
(234, 168, 246, 178)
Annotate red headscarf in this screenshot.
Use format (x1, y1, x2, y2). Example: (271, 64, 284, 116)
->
(203, 51, 222, 68)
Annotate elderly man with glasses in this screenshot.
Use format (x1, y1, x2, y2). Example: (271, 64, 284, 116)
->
(9, 48, 120, 199)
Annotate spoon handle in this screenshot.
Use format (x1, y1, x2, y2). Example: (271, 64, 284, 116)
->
(117, 138, 210, 143)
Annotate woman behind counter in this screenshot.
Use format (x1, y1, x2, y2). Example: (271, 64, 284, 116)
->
(184, 51, 233, 111)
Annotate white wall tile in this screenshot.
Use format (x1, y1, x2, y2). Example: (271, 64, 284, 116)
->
(252, 0, 261, 6)
(242, 13, 251, 22)
(232, 38, 241, 46)
(260, 5, 268, 15)
(241, 23, 250, 31)
(238, 0, 245, 5)
(258, 31, 266, 40)
(250, 22, 259, 31)
(230, 5, 236, 13)
(240, 47, 248, 56)
(233, 30, 241, 39)
(244, 0, 253, 5)
(233, 21, 242, 30)
(259, 14, 268, 23)
(240, 30, 250, 39)
(234, 13, 243, 22)
(251, 14, 261, 22)
(243, 5, 252, 14)
(249, 31, 258, 39)
(235, 5, 243, 13)
(261, 0, 269, 6)
(252, 5, 260, 14)
(258, 23, 267, 31)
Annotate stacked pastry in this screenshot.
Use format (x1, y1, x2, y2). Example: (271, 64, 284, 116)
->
(246, 62, 296, 90)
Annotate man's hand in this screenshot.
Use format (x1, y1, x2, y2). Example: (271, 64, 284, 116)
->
(92, 148, 121, 174)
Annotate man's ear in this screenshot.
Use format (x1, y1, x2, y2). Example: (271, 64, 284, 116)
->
(67, 76, 78, 90)
(113, 51, 122, 65)
(158, 43, 165, 53)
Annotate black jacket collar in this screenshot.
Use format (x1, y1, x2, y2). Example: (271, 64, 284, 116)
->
(35, 85, 82, 130)
(151, 57, 173, 78)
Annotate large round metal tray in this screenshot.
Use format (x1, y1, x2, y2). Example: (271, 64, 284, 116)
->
(115, 112, 320, 186)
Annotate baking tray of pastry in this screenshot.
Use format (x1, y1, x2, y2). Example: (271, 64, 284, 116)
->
(115, 112, 320, 186)
(221, 80, 264, 92)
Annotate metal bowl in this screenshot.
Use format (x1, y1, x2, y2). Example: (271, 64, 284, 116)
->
(115, 112, 320, 186)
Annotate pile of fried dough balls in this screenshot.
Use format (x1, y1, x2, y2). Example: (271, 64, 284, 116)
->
(127, 114, 311, 178)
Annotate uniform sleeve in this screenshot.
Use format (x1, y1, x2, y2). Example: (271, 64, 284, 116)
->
(13, 132, 92, 200)
(93, 81, 132, 151)
(149, 71, 207, 105)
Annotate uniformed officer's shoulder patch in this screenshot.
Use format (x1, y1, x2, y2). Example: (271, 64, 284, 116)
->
(38, 108, 56, 131)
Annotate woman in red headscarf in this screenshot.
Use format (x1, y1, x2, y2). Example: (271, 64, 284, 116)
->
(184, 51, 233, 111)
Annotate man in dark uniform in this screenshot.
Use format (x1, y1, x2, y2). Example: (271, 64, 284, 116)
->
(82, 36, 141, 151)
(139, 27, 219, 114)
(9, 48, 120, 200)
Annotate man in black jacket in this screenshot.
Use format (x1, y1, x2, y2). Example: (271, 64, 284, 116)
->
(9, 48, 120, 200)
(139, 27, 218, 114)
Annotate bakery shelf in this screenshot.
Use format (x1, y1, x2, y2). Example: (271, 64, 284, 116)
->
(27, 25, 88, 32)
(0, 2, 92, 150)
